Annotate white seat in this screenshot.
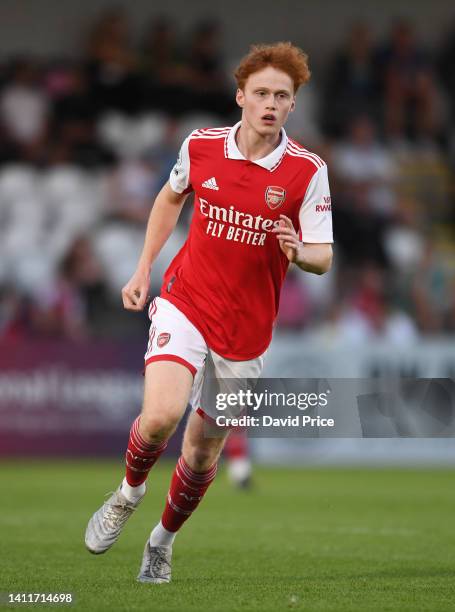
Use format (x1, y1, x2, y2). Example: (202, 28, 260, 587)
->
(0, 241, 9, 283)
(97, 112, 131, 156)
(151, 226, 186, 286)
(12, 250, 56, 293)
(0, 165, 38, 203)
(93, 224, 143, 293)
(7, 195, 46, 231)
(40, 165, 89, 204)
(98, 112, 169, 158)
(2, 224, 42, 257)
(135, 113, 168, 152)
(44, 226, 78, 263)
(55, 193, 102, 233)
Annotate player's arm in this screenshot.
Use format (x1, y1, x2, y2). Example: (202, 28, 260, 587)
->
(121, 182, 189, 311)
(274, 215, 333, 275)
(297, 242, 332, 274)
(274, 163, 334, 275)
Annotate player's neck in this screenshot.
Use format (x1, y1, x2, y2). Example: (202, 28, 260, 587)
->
(236, 121, 281, 162)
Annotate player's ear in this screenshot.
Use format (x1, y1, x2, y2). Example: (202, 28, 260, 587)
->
(236, 88, 245, 108)
(290, 96, 296, 113)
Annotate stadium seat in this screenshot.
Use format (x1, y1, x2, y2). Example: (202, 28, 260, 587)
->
(40, 165, 89, 204)
(135, 113, 168, 152)
(97, 112, 169, 158)
(93, 223, 143, 293)
(12, 250, 56, 293)
(0, 165, 38, 203)
(7, 195, 46, 229)
(97, 112, 131, 157)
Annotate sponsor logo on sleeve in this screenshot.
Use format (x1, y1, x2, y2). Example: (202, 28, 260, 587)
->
(316, 196, 331, 212)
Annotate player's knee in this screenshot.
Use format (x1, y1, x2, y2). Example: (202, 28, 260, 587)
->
(184, 444, 221, 472)
(139, 410, 181, 443)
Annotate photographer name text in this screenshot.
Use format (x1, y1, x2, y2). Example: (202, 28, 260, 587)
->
(215, 415, 334, 428)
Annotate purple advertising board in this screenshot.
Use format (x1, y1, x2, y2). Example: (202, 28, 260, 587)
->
(0, 340, 185, 456)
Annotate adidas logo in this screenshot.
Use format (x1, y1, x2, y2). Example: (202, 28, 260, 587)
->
(202, 177, 219, 190)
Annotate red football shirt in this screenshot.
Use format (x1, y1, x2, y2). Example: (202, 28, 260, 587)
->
(161, 122, 333, 360)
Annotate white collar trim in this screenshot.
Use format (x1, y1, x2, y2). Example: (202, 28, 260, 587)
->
(225, 121, 288, 171)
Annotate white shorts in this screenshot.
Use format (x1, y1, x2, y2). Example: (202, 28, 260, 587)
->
(144, 297, 265, 420)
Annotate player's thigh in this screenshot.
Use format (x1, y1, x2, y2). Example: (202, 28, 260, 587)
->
(141, 296, 207, 442)
(140, 361, 193, 442)
(182, 410, 229, 471)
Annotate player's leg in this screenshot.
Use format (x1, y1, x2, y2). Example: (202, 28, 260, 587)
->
(224, 427, 252, 488)
(85, 360, 193, 555)
(85, 296, 206, 555)
(122, 360, 193, 502)
(137, 411, 228, 583)
(216, 350, 264, 489)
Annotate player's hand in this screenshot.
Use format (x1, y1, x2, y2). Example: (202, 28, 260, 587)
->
(273, 215, 303, 263)
(121, 268, 150, 311)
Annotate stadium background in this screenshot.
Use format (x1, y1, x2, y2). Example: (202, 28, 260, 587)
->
(2, 3, 455, 611)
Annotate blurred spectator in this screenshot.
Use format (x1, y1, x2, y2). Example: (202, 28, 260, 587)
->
(30, 237, 111, 340)
(140, 17, 190, 114)
(383, 196, 425, 273)
(332, 114, 396, 216)
(333, 182, 390, 266)
(85, 8, 143, 114)
(314, 265, 418, 345)
(0, 285, 31, 341)
(314, 301, 418, 346)
(411, 241, 450, 333)
(350, 264, 389, 330)
(445, 277, 455, 333)
(438, 19, 455, 152)
(276, 268, 311, 330)
(376, 20, 441, 143)
(0, 57, 49, 162)
(49, 63, 97, 125)
(322, 22, 380, 137)
(44, 62, 113, 166)
(185, 21, 234, 116)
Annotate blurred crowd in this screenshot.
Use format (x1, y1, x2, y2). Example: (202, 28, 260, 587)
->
(0, 9, 455, 345)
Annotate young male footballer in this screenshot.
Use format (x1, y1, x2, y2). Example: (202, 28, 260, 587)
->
(85, 42, 333, 583)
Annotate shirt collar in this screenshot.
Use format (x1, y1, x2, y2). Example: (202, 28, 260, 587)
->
(225, 121, 288, 171)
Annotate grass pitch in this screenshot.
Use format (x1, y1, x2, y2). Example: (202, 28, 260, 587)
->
(1, 460, 455, 611)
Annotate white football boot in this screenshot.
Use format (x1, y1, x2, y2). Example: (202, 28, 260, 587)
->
(85, 487, 142, 554)
(137, 540, 172, 584)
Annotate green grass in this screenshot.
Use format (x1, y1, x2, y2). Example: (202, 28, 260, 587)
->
(1, 461, 455, 611)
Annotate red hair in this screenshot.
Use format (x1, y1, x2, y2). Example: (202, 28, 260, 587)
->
(234, 42, 311, 93)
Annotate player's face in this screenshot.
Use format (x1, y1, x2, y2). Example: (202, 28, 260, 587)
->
(236, 66, 295, 137)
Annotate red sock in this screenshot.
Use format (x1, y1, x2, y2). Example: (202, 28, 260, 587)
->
(125, 416, 167, 486)
(161, 455, 217, 532)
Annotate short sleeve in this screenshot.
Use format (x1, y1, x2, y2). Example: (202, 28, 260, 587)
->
(169, 135, 193, 194)
(298, 164, 333, 243)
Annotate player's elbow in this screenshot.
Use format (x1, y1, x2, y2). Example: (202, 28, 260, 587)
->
(309, 245, 332, 275)
(317, 248, 333, 275)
